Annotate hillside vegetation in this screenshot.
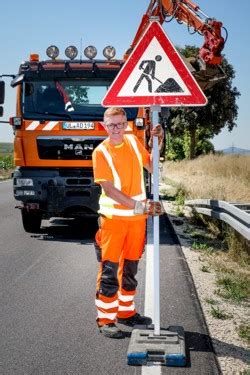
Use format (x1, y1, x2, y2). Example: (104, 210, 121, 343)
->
(0, 143, 14, 179)
(162, 153, 250, 268)
(0, 142, 13, 156)
(163, 154, 250, 203)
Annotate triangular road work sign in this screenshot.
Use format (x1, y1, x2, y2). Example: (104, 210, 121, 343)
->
(102, 21, 207, 107)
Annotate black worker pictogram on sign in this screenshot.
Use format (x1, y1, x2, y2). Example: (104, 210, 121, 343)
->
(133, 55, 183, 94)
(102, 21, 207, 107)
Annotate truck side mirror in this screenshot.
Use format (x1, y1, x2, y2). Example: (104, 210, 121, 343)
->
(0, 81, 5, 105)
(0, 106, 3, 117)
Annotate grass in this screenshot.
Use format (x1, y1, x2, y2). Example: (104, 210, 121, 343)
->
(215, 274, 249, 302)
(169, 183, 189, 217)
(0, 142, 13, 156)
(210, 305, 232, 320)
(226, 227, 250, 266)
(205, 297, 218, 305)
(189, 228, 214, 241)
(200, 265, 210, 272)
(191, 241, 214, 253)
(0, 155, 14, 169)
(163, 155, 250, 346)
(162, 153, 250, 269)
(237, 323, 250, 343)
(0, 143, 14, 180)
(163, 154, 250, 202)
(175, 206, 184, 217)
(211, 254, 250, 277)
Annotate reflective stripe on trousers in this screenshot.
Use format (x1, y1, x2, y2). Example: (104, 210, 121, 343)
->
(95, 289, 136, 325)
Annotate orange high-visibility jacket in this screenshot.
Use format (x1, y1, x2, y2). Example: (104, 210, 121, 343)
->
(92, 134, 150, 219)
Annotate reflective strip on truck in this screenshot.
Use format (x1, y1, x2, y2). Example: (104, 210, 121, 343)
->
(26, 121, 40, 130)
(43, 121, 60, 130)
(25, 121, 60, 131)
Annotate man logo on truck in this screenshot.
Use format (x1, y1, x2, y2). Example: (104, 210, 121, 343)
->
(64, 143, 94, 151)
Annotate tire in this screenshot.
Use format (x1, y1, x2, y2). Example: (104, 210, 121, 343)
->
(21, 209, 42, 233)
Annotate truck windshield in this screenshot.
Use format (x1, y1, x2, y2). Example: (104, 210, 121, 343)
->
(23, 80, 138, 121)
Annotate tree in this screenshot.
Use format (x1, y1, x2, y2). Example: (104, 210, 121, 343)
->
(64, 85, 89, 105)
(167, 46, 240, 159)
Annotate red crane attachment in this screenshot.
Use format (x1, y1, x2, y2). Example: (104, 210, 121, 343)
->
(124, 0, 227, 90)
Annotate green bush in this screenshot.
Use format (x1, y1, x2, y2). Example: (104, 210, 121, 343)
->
(0, 155, 14, 170)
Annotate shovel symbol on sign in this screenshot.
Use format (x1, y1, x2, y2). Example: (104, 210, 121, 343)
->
(133, 55, 183, 94)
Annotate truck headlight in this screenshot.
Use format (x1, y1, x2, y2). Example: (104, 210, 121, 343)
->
(16, 178, 34, 186)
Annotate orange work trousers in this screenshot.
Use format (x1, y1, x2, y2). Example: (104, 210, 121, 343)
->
(95, 216, 146, 326)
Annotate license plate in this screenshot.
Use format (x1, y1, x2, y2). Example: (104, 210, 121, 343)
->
(62, 122, 95, 130)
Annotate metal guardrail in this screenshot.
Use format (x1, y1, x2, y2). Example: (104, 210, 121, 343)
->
(185, 199, 250, 241)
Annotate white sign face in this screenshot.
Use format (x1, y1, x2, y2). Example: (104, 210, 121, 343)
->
(102, 21, 207, 107)
(118, 37, 190, 97)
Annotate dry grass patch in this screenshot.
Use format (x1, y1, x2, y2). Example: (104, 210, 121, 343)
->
(162, 153, 250, 284)
(163, 154, 250, 202)
(209, 252, 250, 280)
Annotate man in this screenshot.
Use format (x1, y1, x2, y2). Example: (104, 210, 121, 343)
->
(92, 107, 164, 338)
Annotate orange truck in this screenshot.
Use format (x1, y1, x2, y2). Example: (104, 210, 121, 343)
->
(0, 47, 153, 232)
(0, 1, 225, 233)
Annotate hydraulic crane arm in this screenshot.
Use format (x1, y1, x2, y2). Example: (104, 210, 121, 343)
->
(125, 0, 225, 65)
(124, 0, 227, 90)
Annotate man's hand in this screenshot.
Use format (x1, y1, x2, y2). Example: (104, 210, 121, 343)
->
(133, 200, 165, 216)
(146, 200, 165, 216)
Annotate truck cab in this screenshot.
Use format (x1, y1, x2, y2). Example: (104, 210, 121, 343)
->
(1, 45, 149, 232)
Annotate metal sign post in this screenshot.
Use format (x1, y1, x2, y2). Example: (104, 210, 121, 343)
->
(151, 105, 161, 336)
(127, 105, 186, 366)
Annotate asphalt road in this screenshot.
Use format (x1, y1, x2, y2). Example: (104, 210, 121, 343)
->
(0, 180, 221, 374)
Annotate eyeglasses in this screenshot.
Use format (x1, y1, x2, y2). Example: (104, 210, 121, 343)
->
(105, 122, 127, 130)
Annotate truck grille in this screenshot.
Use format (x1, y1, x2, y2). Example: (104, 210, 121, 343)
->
(66, 178, 91, 185)
(37, 136, 105, 160)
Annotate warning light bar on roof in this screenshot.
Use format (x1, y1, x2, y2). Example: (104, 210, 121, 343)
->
(44, 44, 116, 61)
(46, 45, 59, 60)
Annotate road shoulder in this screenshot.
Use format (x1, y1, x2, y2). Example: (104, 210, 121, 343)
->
(161, 199, 249, 375)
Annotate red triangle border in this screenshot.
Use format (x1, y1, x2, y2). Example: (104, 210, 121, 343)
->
(102, 21, 207, 107)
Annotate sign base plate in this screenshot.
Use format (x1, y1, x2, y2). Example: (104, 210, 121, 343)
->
(127, 326, 186, 366)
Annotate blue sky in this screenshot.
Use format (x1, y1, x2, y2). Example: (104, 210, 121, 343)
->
(0, 0, 249, 150)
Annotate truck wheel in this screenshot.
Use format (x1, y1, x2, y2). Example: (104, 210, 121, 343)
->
(21, 209, 42, 233)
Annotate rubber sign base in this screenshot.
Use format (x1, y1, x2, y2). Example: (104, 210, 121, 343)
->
(127, 326, 186, 366)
